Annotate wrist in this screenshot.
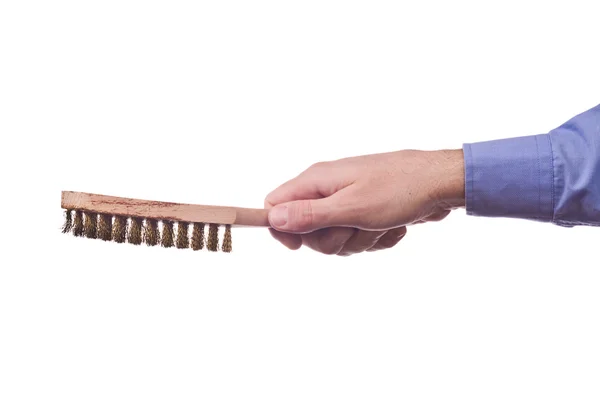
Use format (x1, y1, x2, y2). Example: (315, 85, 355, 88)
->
(430, 149, 466, 209)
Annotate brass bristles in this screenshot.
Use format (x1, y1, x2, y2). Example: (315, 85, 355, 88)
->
(84, 212, 98, 239)
(161, 220, 174, 248)
(128, 217, 143, 245)
(73, 210, 83, 236)
(62, 209, 73, 234)
(98, 214, 112, 241)
(113, 216, 128, 243)
(222, 224, 232, 252)
(144, 219, 160, 246)
(207, 223, 219, 252)
(62, 209, 234, 253)
(191, 222, 205, 251)
(176, 222, 189, 249)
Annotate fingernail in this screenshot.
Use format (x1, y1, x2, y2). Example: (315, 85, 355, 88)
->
(269, 205, 288, 228)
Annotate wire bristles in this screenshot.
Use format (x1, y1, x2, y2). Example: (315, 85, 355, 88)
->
(222, 224, 232, 253)
(113, 216, 128, 243)
(161, 220, 174, 248)
(144, 219, 160, 246)
(61, 209, 234, 252)
(62, 210, 73, 234)
(128, 217, 143, 245)
(207, 223, 219, 252)
(84, 212, 97, 239)
(176, 222, 189, 249)
(98, 214, 112, 241)
(191, 222, 205, 251)
(73, 210, 83, 237)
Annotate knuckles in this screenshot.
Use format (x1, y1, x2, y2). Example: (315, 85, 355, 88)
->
(306, 161, 330, 174)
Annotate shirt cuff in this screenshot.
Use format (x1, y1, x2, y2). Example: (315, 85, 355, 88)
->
(462, 134, 554, 222)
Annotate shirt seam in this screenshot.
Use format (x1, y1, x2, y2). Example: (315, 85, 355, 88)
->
(535, 135, 541, 219)
(547, 134, 556, 223)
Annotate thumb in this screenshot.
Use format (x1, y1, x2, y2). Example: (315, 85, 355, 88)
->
(268, 198, 339, 233)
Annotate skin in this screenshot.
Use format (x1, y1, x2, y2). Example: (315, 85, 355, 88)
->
(264, 149, 465, 256)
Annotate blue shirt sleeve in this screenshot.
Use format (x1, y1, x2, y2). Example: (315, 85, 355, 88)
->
(462, 103, 600, 227)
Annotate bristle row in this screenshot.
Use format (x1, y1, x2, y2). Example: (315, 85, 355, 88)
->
(61, 210, 233, 252)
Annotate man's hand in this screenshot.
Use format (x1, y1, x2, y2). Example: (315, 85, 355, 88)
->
(264, 149, 465, 256)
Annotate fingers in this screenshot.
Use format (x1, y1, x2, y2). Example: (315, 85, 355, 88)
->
(300, 227, 355, 255)
(268, 226, 407, 255)
(337, 229, 387, 256)
(366, 226, 407, 251)
(268, 228, 302, 250)
(265, 163, 357, 234)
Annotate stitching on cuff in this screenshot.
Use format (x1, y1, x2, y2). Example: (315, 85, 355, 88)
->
(547, 134, 556, 222)
(535, 135, 541, 219)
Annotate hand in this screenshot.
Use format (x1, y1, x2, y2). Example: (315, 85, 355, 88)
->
(264, 149, 465, 256)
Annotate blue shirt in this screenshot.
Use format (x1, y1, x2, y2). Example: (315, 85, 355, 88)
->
(463, 103, 600, 227)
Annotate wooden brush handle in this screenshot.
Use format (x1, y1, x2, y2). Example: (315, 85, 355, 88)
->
(61, 191, 270, 227)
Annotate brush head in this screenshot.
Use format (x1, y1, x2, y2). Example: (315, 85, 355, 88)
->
(61, 210, 234, 253)
(58, 190, 269, 253)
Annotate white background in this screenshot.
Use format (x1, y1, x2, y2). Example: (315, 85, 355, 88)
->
(1, 1, 600, 399)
